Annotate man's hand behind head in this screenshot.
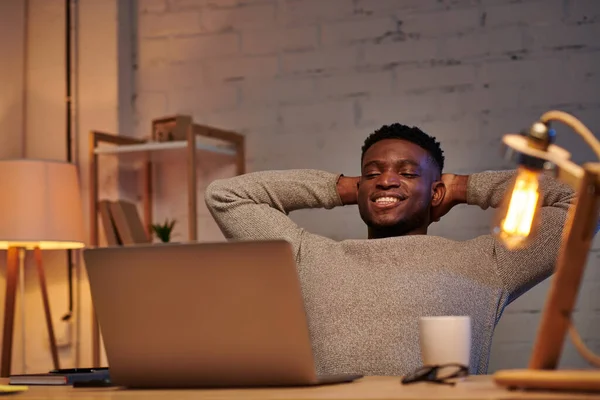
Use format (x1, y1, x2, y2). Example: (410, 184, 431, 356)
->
(336, 175, 360, 205)
(430, 174, 468, 223)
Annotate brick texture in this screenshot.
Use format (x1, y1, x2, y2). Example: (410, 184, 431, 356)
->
(133, 0, 600, 372)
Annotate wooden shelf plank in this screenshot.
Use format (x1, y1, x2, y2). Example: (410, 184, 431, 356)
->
(93, 140, 236, 156)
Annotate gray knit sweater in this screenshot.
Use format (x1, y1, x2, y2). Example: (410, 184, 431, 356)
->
(204, 169, 574, 376)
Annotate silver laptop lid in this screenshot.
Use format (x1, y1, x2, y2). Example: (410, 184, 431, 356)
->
(83, 240, 318, 388)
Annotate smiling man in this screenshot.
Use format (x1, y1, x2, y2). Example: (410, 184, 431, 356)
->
(204, 123, 574, 376)
(354, 129, 447, 238)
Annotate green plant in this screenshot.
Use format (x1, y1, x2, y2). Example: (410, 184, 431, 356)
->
(151, 218, 177, 243)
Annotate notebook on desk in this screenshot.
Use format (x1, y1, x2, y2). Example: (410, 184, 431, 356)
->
(82, 240, 363, 388)
(9, 368, 110, 385)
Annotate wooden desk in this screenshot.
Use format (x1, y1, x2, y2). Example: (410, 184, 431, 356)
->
(2, 376, 600, 399)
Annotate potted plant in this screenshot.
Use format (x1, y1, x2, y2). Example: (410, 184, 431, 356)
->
(151, 218, 177, 243)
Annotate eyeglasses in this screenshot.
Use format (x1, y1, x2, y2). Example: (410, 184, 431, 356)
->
(401, 363, 469, 386)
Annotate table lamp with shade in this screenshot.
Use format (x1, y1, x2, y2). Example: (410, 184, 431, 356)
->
(491, 110, 600, 393)
(0, 159, 85, 377)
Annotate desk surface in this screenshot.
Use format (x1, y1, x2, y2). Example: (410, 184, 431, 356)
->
(2, 376, 600, 399)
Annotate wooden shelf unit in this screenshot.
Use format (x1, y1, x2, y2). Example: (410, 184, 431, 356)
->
(88, 115, 245, 367)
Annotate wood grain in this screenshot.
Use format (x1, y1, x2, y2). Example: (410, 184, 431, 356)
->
(2, 376, 599, 399)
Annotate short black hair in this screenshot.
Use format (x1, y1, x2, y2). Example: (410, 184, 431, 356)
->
(361, 123, 445, 172)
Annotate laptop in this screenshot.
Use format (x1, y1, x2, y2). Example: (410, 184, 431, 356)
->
(82, 240, 363, 388)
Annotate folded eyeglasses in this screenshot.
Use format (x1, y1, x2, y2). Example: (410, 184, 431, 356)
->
(401, 363, 469, 386)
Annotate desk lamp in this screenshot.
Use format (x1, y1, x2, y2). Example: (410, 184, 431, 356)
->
(0, 159, 85, 377)
(492, 110, 600, 392)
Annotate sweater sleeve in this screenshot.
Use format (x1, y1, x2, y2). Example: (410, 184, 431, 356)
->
(204, 169, 344, 258)
(466, 170, 576, 304)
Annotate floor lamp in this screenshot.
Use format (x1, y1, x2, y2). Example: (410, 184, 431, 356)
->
(491, 111, 600, 392)
(0, 159, 85, 377)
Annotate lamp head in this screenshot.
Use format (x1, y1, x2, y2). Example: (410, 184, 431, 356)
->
(493, 121, 555, 249)
(503, 122, 555, 168)
(0, 159, 86, 250)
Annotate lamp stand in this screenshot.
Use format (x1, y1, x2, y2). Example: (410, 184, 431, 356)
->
(494, 165, 600, 392)
(33, 248, 61, 372)
(1, 247, 60, 377)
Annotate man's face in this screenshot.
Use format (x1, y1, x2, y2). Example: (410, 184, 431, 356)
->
(357, 139, 440, 236)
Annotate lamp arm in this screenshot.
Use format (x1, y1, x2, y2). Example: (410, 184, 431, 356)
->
(569, 323, 600, 367)
(564, 165, 600, 368)
(527, 111, 600, 369)
(540, 110, 600, 159)
(504, 108, 600, 190)
(527, 166, 600, 370)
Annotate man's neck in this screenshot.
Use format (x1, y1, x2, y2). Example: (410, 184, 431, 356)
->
(368, 225, 428, 239)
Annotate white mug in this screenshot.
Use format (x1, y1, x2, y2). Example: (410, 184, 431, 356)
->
(419, 316, 471, 372)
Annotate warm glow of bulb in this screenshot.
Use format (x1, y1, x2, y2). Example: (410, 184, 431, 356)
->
(502, 176, 539, 236)
(495, 167, 541, 249)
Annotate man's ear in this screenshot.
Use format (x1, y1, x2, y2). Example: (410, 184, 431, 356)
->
(431, 180, 446, 207)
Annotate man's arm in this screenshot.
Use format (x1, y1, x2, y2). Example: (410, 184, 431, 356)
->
(463, 170, 576, 303)
(204, 169, 346, 258)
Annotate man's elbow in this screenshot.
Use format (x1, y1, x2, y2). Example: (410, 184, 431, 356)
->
(204, 178, 231, 210)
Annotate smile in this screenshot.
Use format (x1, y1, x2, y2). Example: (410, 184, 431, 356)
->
(372, 196, 403, 209)
(375, 197, 399, 204)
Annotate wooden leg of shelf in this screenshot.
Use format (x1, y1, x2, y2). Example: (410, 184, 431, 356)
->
(187, 125, 197, 241)
(33, 248, 60, 371)
(89, 132, 101, 367)
(236, 138, 245, 175)
(1, 248, 19, 377)
(143, 160, 153, 240)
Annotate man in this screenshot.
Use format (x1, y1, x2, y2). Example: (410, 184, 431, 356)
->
(204, 123, 574, 376)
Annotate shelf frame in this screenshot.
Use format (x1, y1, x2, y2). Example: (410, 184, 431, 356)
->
(88, 116, 245, 367)
(93, 138, 237, 156)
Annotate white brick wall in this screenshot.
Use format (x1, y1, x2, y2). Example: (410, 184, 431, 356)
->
(134, 0, 600, 372)
(243, 25, 319, 54)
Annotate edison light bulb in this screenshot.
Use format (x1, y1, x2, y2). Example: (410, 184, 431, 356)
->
(493, 167, 542, 250)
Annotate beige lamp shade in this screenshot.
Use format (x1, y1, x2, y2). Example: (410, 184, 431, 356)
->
(0, 159, 85, 250)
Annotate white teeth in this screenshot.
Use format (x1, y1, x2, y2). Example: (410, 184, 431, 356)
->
(375, 197, 399, 203)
